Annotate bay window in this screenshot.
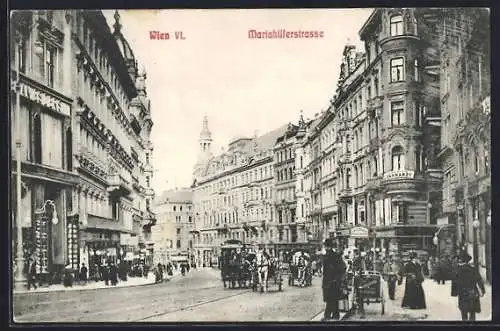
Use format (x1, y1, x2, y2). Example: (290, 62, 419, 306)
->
(390, 15, 404, 37)
(391, 101, 405, 126)
(391, 146, 405, 171)
(390, 57, 405, 82)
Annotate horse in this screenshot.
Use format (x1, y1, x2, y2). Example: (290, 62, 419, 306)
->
(255, 251, 271, 292)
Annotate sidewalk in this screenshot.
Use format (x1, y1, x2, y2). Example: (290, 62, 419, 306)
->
(350, 278, 492, 321)
(13, 271, 183, 295)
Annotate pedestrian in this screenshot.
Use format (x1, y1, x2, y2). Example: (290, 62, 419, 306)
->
(109, 262, 118, 286)
(383, 255, 401, 300)
(400, 251, 426, 309)
(321, 238, 346, 321)
(79, 263, 88, 285)
(450, 254, 460, 297)
(454, 251, 486, 321)
(27, 257, 38, 290)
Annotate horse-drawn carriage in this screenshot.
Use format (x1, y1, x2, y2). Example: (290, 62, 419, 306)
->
(220, 240, 253, 289)
(288, 251, 313, 287)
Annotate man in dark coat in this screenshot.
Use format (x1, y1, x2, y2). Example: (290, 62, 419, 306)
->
(454, 251, 486, 321)
(400, 251, 426, 309)
(322, 239, 346, 321)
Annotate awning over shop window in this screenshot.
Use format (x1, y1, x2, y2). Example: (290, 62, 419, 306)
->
(86, 215, 136, 234)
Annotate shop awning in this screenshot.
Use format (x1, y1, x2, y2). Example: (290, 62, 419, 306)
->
(86, 215, 136, 234)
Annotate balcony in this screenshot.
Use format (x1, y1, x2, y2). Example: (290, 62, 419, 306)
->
(382, 170, 425, 194)
(107, 174, 132, 195)
(339, 188, 353, 200)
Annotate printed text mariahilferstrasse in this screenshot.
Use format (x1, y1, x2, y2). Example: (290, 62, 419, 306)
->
(248, 29, 325, 39)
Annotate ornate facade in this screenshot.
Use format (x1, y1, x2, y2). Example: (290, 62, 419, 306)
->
(300, 8, 444, 254)
(73, 10, 156, 269)
(10, 10, 156, 283)
(438, 8, 490, 282)
(191, 117, 287, 266)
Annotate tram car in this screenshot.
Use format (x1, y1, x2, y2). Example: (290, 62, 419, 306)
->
(219, 240, 254, 289)
(288, 251, 313, 287)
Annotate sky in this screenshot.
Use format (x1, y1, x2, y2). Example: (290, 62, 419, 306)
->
(103, 9, 373, 194)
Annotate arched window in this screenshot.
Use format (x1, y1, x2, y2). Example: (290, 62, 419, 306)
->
(346, 168, 351, 189)
(391, 146, 405, 171)
(390, 14, 404, 36)
(289, 168, 293, 179)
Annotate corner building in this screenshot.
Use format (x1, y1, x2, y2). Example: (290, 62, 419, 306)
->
(304, 9, 444, 254)
(191, 117, 287, 267)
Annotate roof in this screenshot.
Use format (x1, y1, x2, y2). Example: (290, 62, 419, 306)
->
(255, 124, 290, 150)
(155, 188, 193, 204)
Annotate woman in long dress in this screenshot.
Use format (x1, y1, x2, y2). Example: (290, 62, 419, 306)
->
(401, 251, 426, 309)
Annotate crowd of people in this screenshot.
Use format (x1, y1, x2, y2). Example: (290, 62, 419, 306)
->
(320, 240, 487, 322)
(24, 257, 199, 290)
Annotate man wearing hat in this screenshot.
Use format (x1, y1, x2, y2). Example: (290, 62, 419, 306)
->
(383, 255, 401, 300)
(401, 251, 426, 309)
(321, 238, 346, 321)
(454, 251, 486, 321)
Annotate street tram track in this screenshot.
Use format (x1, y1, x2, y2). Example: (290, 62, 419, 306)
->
(137, 289, 252, 321)
(14, 283, 226, 322)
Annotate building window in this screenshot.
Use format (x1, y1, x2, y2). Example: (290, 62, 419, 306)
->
(415, 150, 422, 172)
(176, 240, 181, 249)
(33, 113, 42, 163)
(180, 206, 183, 212)
(414, 59, 420, 82)
(390, 58, 405, 82)
(390, 15, 404, 36)
(392, 146, 405, 171)
(173, 205, 176, 211)
(45, 44, 57, 88)
(346, 168, 351, 189)
(17, 38, 26, 73)
(474, 149, 479, 174)
(391, 101, 405, 126)
(66, 128, 72, 171)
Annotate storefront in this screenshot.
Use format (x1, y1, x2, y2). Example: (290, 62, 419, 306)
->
(80, 215, 137, 278)
(11, 76, 77, 283)
(376, 224, 438, 255)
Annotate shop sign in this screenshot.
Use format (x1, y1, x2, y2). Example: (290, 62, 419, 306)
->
(337, 229, 350, 237)
(19, 82, 71, 117)
(350, 226, 369, 238)
(383, 170, 415, 180)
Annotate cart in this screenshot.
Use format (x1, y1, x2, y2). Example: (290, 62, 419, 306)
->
(352, 270, 385, 316)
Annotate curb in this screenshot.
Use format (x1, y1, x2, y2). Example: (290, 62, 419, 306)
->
(13, 273, 184, 295)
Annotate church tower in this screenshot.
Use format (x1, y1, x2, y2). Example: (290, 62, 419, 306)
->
(199, 114, 212, 153)
(193, 115, 213, 181)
